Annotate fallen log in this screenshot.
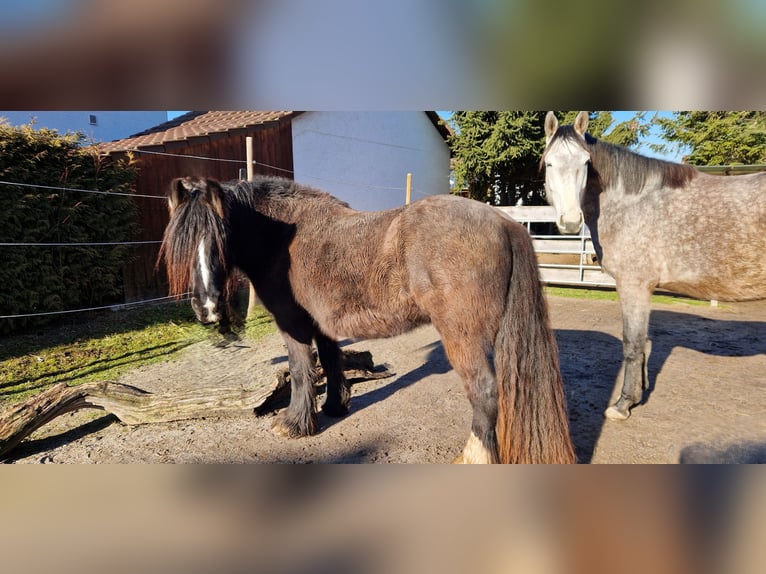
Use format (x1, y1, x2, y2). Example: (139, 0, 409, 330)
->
(0, 349, 393, 460)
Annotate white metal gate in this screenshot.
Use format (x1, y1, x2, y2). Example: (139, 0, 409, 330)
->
(496, 205, 616, 288)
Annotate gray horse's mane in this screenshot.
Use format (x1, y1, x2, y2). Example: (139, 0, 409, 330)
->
(544, 125, 698, 195)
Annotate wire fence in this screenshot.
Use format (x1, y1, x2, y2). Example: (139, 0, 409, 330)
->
(126, 147, 419, 193)
(128, 148, 295, 176)
(0, 294, 190, 320)
(0, 179, 166, 199)
(0, 241, 161, 247)
(1, 144, 441, 321)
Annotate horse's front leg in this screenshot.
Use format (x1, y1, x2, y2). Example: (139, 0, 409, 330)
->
(606, 282, 653, 420)
(315, 333, 351, 417)
(272, 333, 319, 438)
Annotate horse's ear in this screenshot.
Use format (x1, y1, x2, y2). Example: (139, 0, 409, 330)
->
(574, 111, 589, 137)
(168, 178, 190, 213)
(203, 179, 225, 219)
(544, 111, 559, 142)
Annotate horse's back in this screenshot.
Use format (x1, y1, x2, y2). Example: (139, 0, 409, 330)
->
(286, 193, 528, 341)
(668, 172, 765, 300)
(601, 171, 766, 301)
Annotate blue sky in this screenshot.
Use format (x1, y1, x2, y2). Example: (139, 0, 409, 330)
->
(611, 110, 686, 162)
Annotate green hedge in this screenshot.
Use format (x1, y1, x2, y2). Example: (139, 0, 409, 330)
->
(0, 121, 138, 335)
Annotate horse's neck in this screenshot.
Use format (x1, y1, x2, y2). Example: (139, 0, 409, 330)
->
(251, 191, 342, 225)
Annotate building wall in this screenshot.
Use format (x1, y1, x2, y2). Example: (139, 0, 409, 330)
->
(0, 111, 168, 143)
(291, 112, 450, 211)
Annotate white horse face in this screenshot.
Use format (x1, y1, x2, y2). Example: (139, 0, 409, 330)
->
(543, 111, 590, 235)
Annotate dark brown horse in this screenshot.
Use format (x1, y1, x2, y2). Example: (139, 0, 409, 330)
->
(542, 111, 766, 421)
(159, 176, 575, 463)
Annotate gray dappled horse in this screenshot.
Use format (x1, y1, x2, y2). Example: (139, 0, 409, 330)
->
(159, 176, 575, 463)
(542, 111, 766, 420)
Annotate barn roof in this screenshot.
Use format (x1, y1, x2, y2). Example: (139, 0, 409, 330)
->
(97, 110, 297, 153)
(98, 110, 450, 154)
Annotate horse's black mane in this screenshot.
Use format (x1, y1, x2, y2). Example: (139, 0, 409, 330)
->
(159, 175, 351, 296)
(545, 125, 698, 195)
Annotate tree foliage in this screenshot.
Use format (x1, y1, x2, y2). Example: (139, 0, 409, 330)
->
(448, 111, 645, 205)
(649, 111, 766, 166)
(0, 121, 138, 334)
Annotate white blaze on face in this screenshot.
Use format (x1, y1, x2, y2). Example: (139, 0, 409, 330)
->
(544, 139, 589, 234)
(197, 237, 219, 322)
(198, 238, 211, 291)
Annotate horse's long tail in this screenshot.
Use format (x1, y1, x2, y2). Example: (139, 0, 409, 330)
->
(494, 223, 576, 463)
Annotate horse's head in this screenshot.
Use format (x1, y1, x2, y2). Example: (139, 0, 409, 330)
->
(542, 111, 590, 234)
(161, 176, 229, 325)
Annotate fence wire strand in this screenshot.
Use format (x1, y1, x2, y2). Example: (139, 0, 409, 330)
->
(128, 147, 296, 175)
(0, 241, 161, 247)
(0, 179, 166, 199)
(0, 294, 191, 320)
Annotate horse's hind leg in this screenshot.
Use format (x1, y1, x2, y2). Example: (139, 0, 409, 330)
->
(315, 333, 351, 417)
(272, 334, 319, 438)
(440, 336, 499, 464)
(606, 282, 653, 421)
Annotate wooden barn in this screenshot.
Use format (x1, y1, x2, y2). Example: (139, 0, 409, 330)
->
(98, 111, 451, 302)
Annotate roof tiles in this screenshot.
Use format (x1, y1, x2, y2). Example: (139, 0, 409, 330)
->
(98, 110, 295, 153)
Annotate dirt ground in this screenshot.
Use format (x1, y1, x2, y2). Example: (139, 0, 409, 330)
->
(7, 295, 766, 464)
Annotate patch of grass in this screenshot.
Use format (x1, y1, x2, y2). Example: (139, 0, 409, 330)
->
(544, 285, 713, 307)
(0, 302, 276, 406)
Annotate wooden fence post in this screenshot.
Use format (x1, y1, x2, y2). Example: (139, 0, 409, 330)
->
(246, 136, 254, 181)
(405, 172, 412, 204)
(245, 136, 259, 319)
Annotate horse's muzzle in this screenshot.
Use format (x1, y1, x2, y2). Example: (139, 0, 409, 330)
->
(191, 297, 220, 324)
(557, 210, 584, 235)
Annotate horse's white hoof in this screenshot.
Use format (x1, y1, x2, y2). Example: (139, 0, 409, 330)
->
(604, 405, 630, 421)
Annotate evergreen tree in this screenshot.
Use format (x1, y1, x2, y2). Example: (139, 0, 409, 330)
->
(0, 120, 137, 334)
(650, 111, 766, 166)
(448, 111, 644, 205)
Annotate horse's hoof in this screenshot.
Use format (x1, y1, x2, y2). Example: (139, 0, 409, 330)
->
(321, 402, 350, 418)
(271, 413, 317, 438)
(270, 421, 295, 438)
(604, 405, 630, 421)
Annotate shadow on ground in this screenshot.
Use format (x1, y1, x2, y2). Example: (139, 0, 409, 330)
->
(558, 308, 765, 463)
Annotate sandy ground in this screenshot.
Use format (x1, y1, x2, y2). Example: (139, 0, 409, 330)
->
(7, 295, 766, 463)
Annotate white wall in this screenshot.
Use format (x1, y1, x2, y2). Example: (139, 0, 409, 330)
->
(0, 111, 168, 143)
(291, 112, 450, 211)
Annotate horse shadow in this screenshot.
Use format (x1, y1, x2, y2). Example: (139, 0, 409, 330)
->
(0, 341, 195, 399)
(264, 339, 450, 434)
(678, 440, 766, 463)
(559, 309, 766, 463)
(317, 340, 451, 433)
(554, 329, 622, 463)
(645, 309, 766, 397)
(2, 414, 117, 463)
